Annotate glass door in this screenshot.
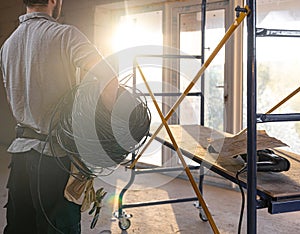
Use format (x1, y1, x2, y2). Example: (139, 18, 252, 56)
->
(179, 8, 226, 131)
(170, 1, 229, 131)
(164, 1, 229, 167)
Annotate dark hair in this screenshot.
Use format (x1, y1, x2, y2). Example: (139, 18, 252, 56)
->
(23, 0, 49, 6)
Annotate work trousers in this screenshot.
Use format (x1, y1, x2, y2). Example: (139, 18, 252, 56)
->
(3, 150, 81, 234)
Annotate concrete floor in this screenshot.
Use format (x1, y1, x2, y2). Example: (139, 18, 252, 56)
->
(1, 144, 300, 234)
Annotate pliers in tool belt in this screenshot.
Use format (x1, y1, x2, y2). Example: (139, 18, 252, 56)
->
(89, 187, 107, 229)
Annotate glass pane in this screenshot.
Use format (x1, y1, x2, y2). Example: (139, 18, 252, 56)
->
(180, 9, 225, 131)
(243, 0, 300, 154)
(113, 11, 163, 51)
(113, 11, 163, 166)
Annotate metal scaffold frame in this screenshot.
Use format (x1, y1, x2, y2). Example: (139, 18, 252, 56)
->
(114, 0, 300, 233)
(246, 0, 300, 233)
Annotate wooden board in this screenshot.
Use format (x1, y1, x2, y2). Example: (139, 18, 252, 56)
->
(154, 124, 300, 199)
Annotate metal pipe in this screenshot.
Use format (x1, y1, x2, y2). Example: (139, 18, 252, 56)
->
(200, 0, 207, 126)
(246, 0, 257, 233)
(123, 197, 198, 209)
(257, 113, 300, 123)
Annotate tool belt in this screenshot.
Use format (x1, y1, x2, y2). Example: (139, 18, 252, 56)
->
(16, 124, 51, 141)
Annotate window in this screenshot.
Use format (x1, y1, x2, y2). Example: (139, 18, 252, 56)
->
(112, 11, 163, 51)
(243, 0, 300, 154)
(113, 10, 164, 166)
(180, 9, 225, 131)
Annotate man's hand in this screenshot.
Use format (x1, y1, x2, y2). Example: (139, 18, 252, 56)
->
(101, 78, 119, 112)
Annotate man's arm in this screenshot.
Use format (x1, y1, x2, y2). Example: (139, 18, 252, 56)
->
(66, 26, 119, 112)
(80, 57, 119, 112)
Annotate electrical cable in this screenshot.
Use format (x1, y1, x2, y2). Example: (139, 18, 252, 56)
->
(36, 79, 151, 231)
(47, 86, 92, 180)
(47, 80, 151, 177)
(35, 88, 81, 233)
(119, 73, 133, 84)
(38, 136, 65, 234)
(236, 165, 247, 234)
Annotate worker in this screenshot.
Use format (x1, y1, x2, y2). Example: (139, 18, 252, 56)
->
(0, 0, 119, 233)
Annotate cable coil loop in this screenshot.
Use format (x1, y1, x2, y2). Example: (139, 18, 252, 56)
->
(49, 80, 151, 177)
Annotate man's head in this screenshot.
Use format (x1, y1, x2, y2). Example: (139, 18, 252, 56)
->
(23, 0, 48, 7)
(23, 0, 63, 20)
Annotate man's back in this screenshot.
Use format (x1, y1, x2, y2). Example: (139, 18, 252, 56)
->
(1, 12, 100, 134)
(0, 2, 105, 233)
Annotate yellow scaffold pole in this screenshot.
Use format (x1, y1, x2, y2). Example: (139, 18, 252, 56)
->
(266, 86, 300, 114)
(137, 64, 220, 234)
(130, 5, 250, 169)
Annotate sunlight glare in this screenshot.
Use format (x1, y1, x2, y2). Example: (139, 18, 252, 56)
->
(112, 12, 163, 52)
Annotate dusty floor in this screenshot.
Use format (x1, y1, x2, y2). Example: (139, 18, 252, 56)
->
(1, 144, 300, 234)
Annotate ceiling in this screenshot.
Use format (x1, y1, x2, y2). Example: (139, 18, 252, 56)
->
(94, 0, 169, 9)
